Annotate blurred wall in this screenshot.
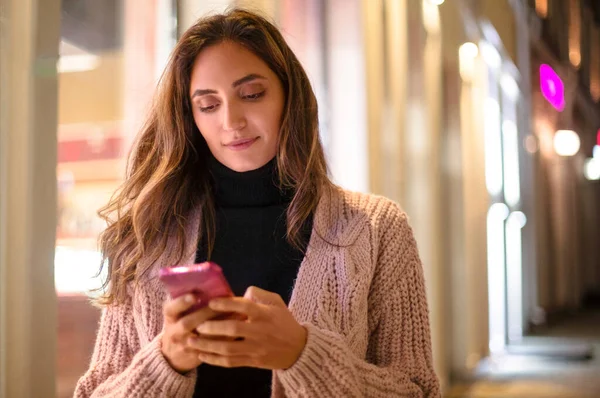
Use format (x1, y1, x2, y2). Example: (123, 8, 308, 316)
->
(529, 0, 600, 321)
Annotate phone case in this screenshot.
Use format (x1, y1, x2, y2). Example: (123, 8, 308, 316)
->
(158, 262, 234, 315)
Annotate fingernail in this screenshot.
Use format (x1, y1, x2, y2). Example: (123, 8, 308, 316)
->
(185, 295, 194, 303)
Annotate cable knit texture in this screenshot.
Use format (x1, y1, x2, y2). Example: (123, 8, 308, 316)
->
(74, 187, 440, 397)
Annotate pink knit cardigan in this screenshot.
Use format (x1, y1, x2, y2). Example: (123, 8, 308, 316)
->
(74, 187, 440, 397)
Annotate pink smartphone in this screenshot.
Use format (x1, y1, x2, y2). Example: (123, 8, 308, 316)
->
(158, 262, 234, 316)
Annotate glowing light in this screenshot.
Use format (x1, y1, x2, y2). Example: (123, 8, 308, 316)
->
(459, 42, 478, 81)
(484, 99, 503, 196)
(506, 211, 526, 341)
(487, 203, 509, 354)
(58, 55, 100, 73)
(540, 64, 565, 112)
(569, 0, 581, 68)
(422, 0, 441, 35)
(55, 247, 106, 295)
(58, 40, 100, 73)
(480, 41, 502, 71)
(535, 0, 548, 18)
(584, 158, 600, 180)
(553, 130, 580, 156)
(501, 73, 520, 101)
(503, 120, 521, 207)
(570, 51, 581, 68)
(593, 145, 600, 159)
(460, 42, 478, 59)
(427, 0, 445, 4)
(525, 135, 539, 154)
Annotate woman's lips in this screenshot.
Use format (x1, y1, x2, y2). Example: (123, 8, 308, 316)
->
(225, 137, 259, 151)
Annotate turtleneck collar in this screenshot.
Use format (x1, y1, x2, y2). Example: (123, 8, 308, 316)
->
(207, 155, 294, 208)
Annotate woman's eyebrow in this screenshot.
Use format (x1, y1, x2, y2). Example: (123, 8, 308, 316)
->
(231, 73, 267, 88)
(191, 73, 267, 99)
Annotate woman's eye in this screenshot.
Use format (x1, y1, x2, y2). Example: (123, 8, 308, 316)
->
(199, 104, 218, 113)
(243, 91, 265, 100)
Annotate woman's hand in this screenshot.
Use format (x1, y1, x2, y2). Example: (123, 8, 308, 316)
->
(188, 286, 307, 370)
(161, 294, 225, 374)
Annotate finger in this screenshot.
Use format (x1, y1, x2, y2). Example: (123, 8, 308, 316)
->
(200, 334, 238, 342)
(196, 319, 256, 338)
(163, 294, 195, 322)
(182, 345, 202, 355)
(197, 352, 256, 368)
(244, 286, 285, 306)
(208, 297, 264, 319)
(226, 312, 248, 321)
(188, 335, 251, 356)
(177, 306, 223, 334)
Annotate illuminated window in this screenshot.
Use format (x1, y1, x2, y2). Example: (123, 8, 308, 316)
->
(569, 0, 581, 68)
(590, 25, 600, 101)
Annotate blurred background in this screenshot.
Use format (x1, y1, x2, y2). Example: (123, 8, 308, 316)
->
(1, 0, 600, 397)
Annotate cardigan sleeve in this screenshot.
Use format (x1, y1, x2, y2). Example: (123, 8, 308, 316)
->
(73, 297, 197, 398)
(274, 200, 441, 397)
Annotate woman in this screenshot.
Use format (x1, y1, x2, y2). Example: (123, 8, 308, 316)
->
(75, 8, 440, 398)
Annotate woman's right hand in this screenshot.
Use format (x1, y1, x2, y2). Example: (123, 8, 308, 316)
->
(161, 294, 222, 374)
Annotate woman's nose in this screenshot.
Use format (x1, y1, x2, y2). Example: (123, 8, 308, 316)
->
(222, 102, 247, 132)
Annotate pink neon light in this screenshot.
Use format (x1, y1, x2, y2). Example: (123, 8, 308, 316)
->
(597, 129, 600, 146)
(540, 64, 565, 112)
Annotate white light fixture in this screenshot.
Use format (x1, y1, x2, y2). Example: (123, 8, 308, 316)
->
(422, 0, 441, 35)
(584, 158, 600, 180)
(480, 41, 502, 71)
(487, 202, 510, 354)
(484, 98, 503, 196)
(427, 0, 445, 5)
(506, 211, 527, 342)
(553, 129, 580, 156)
(502, 120, 521, 207)
(501, 73, 520, 101)
(459, 42, 479, 81)
(58, 39, 100, 73)
(460, 42, 479, 59)
(593, 145, 600, 159)
(57, 55, 100, 73)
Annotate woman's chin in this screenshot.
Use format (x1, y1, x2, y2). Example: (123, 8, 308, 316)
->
(219, 155, 274, 173)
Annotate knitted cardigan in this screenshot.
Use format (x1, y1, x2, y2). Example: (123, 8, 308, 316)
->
(74, 187, 440, 397)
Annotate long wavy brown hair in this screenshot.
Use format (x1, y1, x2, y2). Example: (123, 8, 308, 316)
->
(96, 8, 332, 306)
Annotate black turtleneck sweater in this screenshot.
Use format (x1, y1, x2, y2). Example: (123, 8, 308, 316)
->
(193, 156, 312, 398)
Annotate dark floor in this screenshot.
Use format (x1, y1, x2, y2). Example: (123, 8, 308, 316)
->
(447, 309, 600, 398)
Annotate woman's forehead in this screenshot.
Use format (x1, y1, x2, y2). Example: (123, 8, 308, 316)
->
(190, 41, 274, 88)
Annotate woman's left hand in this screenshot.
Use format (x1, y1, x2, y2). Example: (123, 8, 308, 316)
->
(188, 286, 307, 370)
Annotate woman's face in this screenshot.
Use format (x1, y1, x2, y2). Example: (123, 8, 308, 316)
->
(189, 41, 285, 172)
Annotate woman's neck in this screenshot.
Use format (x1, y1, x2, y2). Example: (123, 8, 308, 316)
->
(207, 155, 293, 208)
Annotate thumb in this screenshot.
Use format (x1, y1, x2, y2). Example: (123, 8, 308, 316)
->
(244, 286, 285, 306)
